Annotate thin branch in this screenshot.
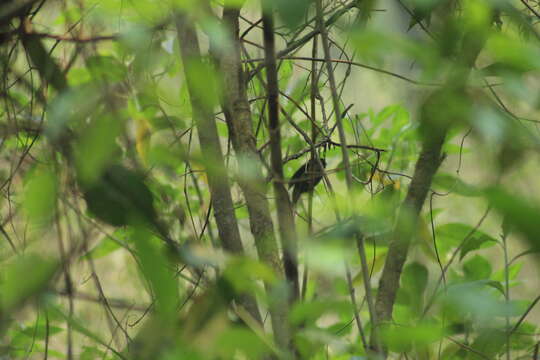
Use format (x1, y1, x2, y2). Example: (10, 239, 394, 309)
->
(315, 0, 381, 353)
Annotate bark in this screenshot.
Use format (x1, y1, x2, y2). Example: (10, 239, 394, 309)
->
(174, 13, 261, 323)
(218, 5, 292, 351)
(261, 9, 300, 301)
(374, 132, 445, 324)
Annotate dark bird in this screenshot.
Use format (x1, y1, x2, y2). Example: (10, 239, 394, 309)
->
(289, 157, 326, 205)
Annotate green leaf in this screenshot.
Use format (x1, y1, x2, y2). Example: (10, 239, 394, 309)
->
(83, 229, 129, 259)
(380, 321, 444, 353)
(467, 328, 505, 359)
(74, 114, 123, 185)
(215, 327, 270, 358)
(484, 280, 505, 296)
(290, 300, 351, 326)
(510, 321, 536, 350)
(463, 255, 492, 281)
(82, 164, 159, 228)
(130, 226, 179, 320)
(86, 55, 127, 82)
(433, 173, 481, 197)
(402, 262, 429, 296)
(484, 186, 540, 251)
(435, 223, 497, 257)
(20, 323, 64, 339)
(23, 166, 58, 226)
(492, 262, 523, 282)
(459, 235, 496, 260)
(401, 262, 429, 315)
(271, 0, 312, 29)
(0, 255, 58, 316)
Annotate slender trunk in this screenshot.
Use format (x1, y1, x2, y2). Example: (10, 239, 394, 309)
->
(315, 0, 381, 352)
(174, 13, 261, 323)
(261, 7, 300, 301)
(218, 5, 292, 350)
(372, 24, 490, 354)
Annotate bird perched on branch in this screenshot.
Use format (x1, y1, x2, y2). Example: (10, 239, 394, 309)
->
(289, 157, 326, 205)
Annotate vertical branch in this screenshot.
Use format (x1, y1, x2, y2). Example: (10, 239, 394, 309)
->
(219, 3, 293, 349)
(261, 6, 300, 301)
(174, 13, 260, 323)
(315, 0, 380, 352)
(302, 33, 319, 300)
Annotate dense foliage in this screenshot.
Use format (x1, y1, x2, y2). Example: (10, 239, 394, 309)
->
(2, 0, 540, 359)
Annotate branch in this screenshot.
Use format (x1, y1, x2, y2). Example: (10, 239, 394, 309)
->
(261, 5, 297, 353)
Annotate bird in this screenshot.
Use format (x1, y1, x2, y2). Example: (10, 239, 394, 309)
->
(289, 157, 326, 205)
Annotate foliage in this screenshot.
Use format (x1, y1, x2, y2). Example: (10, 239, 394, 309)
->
(1, 0, 540, 359)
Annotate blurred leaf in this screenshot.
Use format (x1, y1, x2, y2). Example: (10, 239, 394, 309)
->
(459, 235, 496, 260)
(83, 229, 130, 259)
(215, 327, 270, 358)
(290, 300, 351, 326)
(75, 114, 123, 185)
(492, 262, 523, 282)
(481, 61, 537, 76)
(20, 323, 64, 339)
(510, 321, 536, 350)
(380, 321, 444, 353)
(151, 115, 185, 130)
(183, 59, 220, 110)
(283, 74, 310, 117)
(436, 223, 497, 257)
(484, 280, 505, 296)
(402, 262, 429, 297)
(147, 143, 185, 169)
(433, 173, 481, 197)
(443, 281, 510, 321)
(81, 164, 159, 230)
(86, 55, 127, 82)
(23, 166, 58, 226)
(223, 257, 276, 294)
(47, 302, 124, 359)
(463, 255, 492, 281)
(484, 186, 540, 251)
(270, 0, 312, 29)
(21, 34, 67, 91)
(46, 84, 102, 142)
(467, 328, 505, 359)
(131, 226, 178, 319)
(80, 345, 108, 360)
(353, 249, 387, 286)
(0, 255, 58, 316)
(485, 33, 540, 74)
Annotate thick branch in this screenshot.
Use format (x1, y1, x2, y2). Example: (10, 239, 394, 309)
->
(219, 4, 292, 347)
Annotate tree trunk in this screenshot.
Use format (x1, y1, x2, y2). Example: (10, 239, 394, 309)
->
(175, 13, 261, 324)
(218, 5, 293, 352)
